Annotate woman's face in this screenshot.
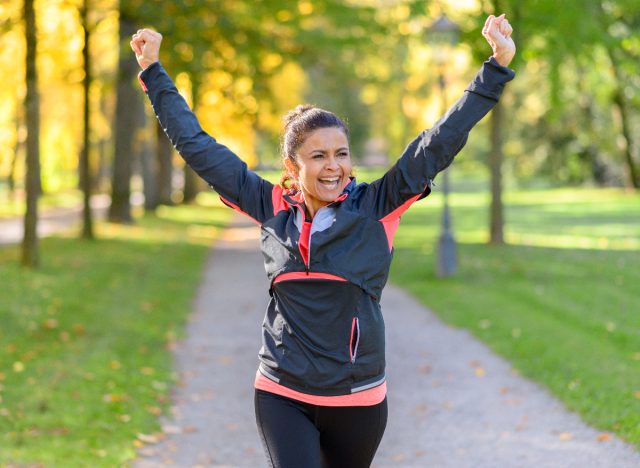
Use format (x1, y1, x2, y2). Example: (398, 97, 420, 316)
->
(286, 127, 352, 218)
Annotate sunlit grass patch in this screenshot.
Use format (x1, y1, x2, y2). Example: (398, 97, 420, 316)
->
(0, 201, 232, 466)
(0, 189, 83, 219)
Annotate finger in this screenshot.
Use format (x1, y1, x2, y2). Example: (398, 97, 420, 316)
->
(130, 37, 143, 52)
(482, 15, 494, 36)
(499, 20, 509, 37)
(486, 24, 505, 44)
(130, 40, 138, 54)
(138, 29, 159, 43)
(505, 24, 513, 39)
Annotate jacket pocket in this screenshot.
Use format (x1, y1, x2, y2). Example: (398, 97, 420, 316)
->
(349, 317, 360, 364)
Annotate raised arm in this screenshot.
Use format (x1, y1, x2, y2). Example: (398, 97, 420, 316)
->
(361, 14, 516, 222)
(130, 29, 276, 224)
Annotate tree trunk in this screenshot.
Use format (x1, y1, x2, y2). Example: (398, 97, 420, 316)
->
(22, 0, 41, 268)
(183, 164, 200, 203)
(156, 122, 174, 205)
(183, 82, 202, 204)
(141, 116, 159, 211)
(108, 15, 139, 223)
(80, 0, 94, 239)
(612, 90, 639, 189)
(484, 0, 509, 245)
(602, 12, 639, 190)
(489, 102, 504, 245)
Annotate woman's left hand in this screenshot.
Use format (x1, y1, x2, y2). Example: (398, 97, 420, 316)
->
(482, 14, 516, 67)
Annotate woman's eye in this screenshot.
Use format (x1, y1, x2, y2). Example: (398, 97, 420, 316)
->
(338, 152, 349, 158)
(312, 154, 324, 159)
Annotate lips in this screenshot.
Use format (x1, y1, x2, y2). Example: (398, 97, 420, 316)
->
(318, 176, 340, 188)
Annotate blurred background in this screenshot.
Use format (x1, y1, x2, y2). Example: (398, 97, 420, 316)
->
(2, 0, 639, 213)
(1, 0, 639, 465)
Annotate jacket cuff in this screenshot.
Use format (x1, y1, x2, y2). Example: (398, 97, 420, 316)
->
(465, 56, 516, 101)
(137, 61, 163, 93)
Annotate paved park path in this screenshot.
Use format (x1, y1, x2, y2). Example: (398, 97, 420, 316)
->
(133, 214, 639, 468)
(0, 194, 113, 245)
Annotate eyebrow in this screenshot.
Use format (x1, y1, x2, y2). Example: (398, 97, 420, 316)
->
(310, 147, 350, 153)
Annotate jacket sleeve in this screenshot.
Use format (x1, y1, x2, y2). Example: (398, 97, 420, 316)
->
(361, 57, 515, 222)
(138, 62, 276, 224)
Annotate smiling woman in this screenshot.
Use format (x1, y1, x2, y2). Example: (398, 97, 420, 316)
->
(280, 106, 353, 218)
(130, 13, 516, 468)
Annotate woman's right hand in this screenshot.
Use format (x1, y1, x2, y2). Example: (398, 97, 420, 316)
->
(130, 28, 162, 70)
(482, 14, 515, 67)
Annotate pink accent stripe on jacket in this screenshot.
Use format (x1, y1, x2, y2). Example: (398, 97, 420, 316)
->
(254, 371, 386, 407)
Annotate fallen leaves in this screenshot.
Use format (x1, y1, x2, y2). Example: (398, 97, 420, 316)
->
(556, 432, 613, 443)
(597, 433, 612, 442)
(137, 433, 161, 444)
(146, 405, 162, 416)
(42, 319, 59, 330)
(140, 367, 155, 376)
(102, 393, 129, 403)
(470, 360, 486, 378)
(217, 356, 233, 366)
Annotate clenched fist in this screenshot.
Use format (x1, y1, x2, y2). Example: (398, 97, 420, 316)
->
(130, 28, 163, 70)
(482, 14, 515, 67)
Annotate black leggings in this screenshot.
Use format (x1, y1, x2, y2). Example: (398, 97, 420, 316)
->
(254, 389, 388, 468)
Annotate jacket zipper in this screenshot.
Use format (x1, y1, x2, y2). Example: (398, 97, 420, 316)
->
(303, 205, 327, 274)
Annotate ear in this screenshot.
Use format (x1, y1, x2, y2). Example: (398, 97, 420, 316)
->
(284, 159, 298, 178)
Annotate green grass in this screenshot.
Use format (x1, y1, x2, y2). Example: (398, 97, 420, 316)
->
(0, 194, 231, 466)
(389, 185, 640, 447)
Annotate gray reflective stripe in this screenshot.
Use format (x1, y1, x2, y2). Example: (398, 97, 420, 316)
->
(259, 364, 280, 383)
(351, 376, 386, 393)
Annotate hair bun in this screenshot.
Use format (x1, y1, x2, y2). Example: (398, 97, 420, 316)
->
(284, 104, 315, 127)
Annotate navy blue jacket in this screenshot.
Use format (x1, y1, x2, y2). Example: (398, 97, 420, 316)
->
(139, 58, 515, 396)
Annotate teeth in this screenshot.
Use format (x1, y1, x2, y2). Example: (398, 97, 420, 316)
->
(319, 177, 339, 182)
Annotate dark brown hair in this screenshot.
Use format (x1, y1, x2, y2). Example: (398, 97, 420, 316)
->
(280, 105, 349, 191)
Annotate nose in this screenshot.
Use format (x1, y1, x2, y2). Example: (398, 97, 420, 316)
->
(325, 155, 339, 170)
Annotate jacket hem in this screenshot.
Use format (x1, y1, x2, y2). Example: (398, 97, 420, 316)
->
(258, 363, 386, 397)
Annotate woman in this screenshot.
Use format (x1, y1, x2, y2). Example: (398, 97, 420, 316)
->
(131, 13, 515, 468)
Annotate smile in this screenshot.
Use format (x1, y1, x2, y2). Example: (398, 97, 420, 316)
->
(318, 177, 340, 188)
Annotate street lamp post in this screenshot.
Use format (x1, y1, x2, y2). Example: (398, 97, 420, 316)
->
(427, 14, 460, 278)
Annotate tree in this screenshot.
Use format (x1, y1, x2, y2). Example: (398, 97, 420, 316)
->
(79, 0, 94, 238)
(22, 0, 41, 267)
(156, 122, 174, 205)
(598, 0, 640, 189)
(108, 11, 140, 223)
